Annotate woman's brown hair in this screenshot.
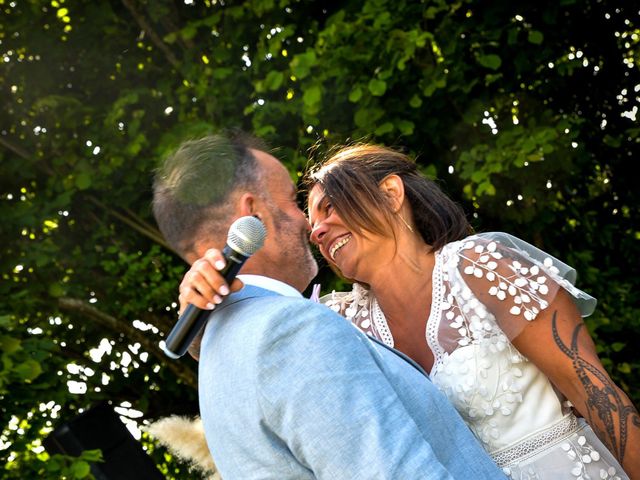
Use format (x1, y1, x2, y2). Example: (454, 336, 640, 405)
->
(305, 144, 471, 251)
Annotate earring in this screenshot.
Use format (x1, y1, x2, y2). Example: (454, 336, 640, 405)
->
(398, 214, 414, 233)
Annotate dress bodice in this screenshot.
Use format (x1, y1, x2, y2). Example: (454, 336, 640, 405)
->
(429, 235, 573, 454)
(321, 233, 627, 479)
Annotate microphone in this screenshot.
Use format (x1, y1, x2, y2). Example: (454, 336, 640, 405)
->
(161, 216, 267, 359)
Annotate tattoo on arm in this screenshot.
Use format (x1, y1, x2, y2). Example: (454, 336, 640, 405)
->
(551, 312, 640, 463)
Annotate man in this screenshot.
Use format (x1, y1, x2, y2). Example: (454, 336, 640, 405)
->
(152, 132, 505, 479)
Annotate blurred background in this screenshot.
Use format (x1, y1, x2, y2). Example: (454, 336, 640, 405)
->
(1, 0, 638, 478)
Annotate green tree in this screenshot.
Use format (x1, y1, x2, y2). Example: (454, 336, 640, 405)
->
(1, 0, 638, 477)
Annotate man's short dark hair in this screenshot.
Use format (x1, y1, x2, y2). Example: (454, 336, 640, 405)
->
(152, 131, 267, 258)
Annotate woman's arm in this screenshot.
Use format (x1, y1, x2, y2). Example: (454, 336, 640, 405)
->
(512, 290, 640, 478)
(178, 248, 244, 312)
(454, 234, 638, 477)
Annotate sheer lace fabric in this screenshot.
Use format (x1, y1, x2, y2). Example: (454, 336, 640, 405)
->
(320, 233, 627, 479)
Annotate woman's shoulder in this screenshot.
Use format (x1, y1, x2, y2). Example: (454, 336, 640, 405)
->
(438, 232, 505, 266)
(440, 232, 522, 254)
(440, 231, 569, 269)
(439, 231, 596, 318)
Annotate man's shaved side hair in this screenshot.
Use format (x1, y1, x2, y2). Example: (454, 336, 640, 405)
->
(152, 131, 268, 259)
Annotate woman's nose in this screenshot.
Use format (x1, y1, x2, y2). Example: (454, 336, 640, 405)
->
(310, 221, 326, 245)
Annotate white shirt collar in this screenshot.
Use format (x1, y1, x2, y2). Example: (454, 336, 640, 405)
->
(237, 274, 303, 298)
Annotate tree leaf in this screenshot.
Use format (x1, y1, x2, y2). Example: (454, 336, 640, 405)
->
(264, 71, 284, 90)
(528, 30, 544, 45)
(14, 359, 42, 382)
(348, 87, 363, 103)
(375, 122, 394, 135)
(368, 79, 387, 96)
(75, 173, 92, 190)
(303, 85, 322, 106)
(477, 54, 502, 70)
(290, 50, 317, 79)
(70, 460, 91, 479)
(397, 120, 415, 135)
(0, 335, 21, 355)
(48, 283, 65, 298)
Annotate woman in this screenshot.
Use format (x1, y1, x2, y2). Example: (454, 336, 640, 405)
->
(179, 144, 639, 478)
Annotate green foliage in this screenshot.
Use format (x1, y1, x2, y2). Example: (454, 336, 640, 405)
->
(1, 0, 638, 476)
(3, 448, 103, 480)
(0, 328, 46, 392)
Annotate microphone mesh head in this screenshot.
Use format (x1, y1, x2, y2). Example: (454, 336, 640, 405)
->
(227, 216, 267, 256)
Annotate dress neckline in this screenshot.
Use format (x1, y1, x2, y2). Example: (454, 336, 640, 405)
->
(369, 249, 444, 376)
(425, 248, 446, 376)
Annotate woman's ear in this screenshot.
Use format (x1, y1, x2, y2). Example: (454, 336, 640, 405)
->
(379, 174, 405, 212)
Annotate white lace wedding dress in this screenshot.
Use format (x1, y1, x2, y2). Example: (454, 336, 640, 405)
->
(320, 232, 628, 479)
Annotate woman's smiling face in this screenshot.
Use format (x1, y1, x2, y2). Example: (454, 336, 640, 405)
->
(308, 183, 395, 283)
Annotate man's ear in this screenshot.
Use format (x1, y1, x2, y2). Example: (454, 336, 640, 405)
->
(379, 174, 405, 212)
(238, 192, 264, 221)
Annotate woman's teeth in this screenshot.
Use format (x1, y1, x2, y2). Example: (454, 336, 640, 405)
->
(330, 235, 351, 260)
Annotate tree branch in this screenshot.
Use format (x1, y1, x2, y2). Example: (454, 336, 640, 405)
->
(58, 297, 197, 389)
(0, 126, 175, 255)
(124, 206, 163, 236)
(87, 195, 176, 253)
(0, 136, 31, 160)
(121, 0, 181, 70)
(0, 136, 56, 176)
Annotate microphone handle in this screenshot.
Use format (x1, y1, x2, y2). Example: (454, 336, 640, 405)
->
(162, 244, 248, 359)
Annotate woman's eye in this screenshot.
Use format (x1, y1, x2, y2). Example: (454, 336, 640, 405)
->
(325, 202, 333, 214)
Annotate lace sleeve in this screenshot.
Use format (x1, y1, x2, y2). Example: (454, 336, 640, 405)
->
(446, 232, 597, 341)
(319, 283, 369, 319)
(318, 284, 388, 343)
(319, 290, 353, 316)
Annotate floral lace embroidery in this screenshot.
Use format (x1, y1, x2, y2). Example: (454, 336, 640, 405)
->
(458, 239, 555, 322)
(320, 285, 383, 343)
(560, 436, 623, 479)
(431, 343, 527, 448)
